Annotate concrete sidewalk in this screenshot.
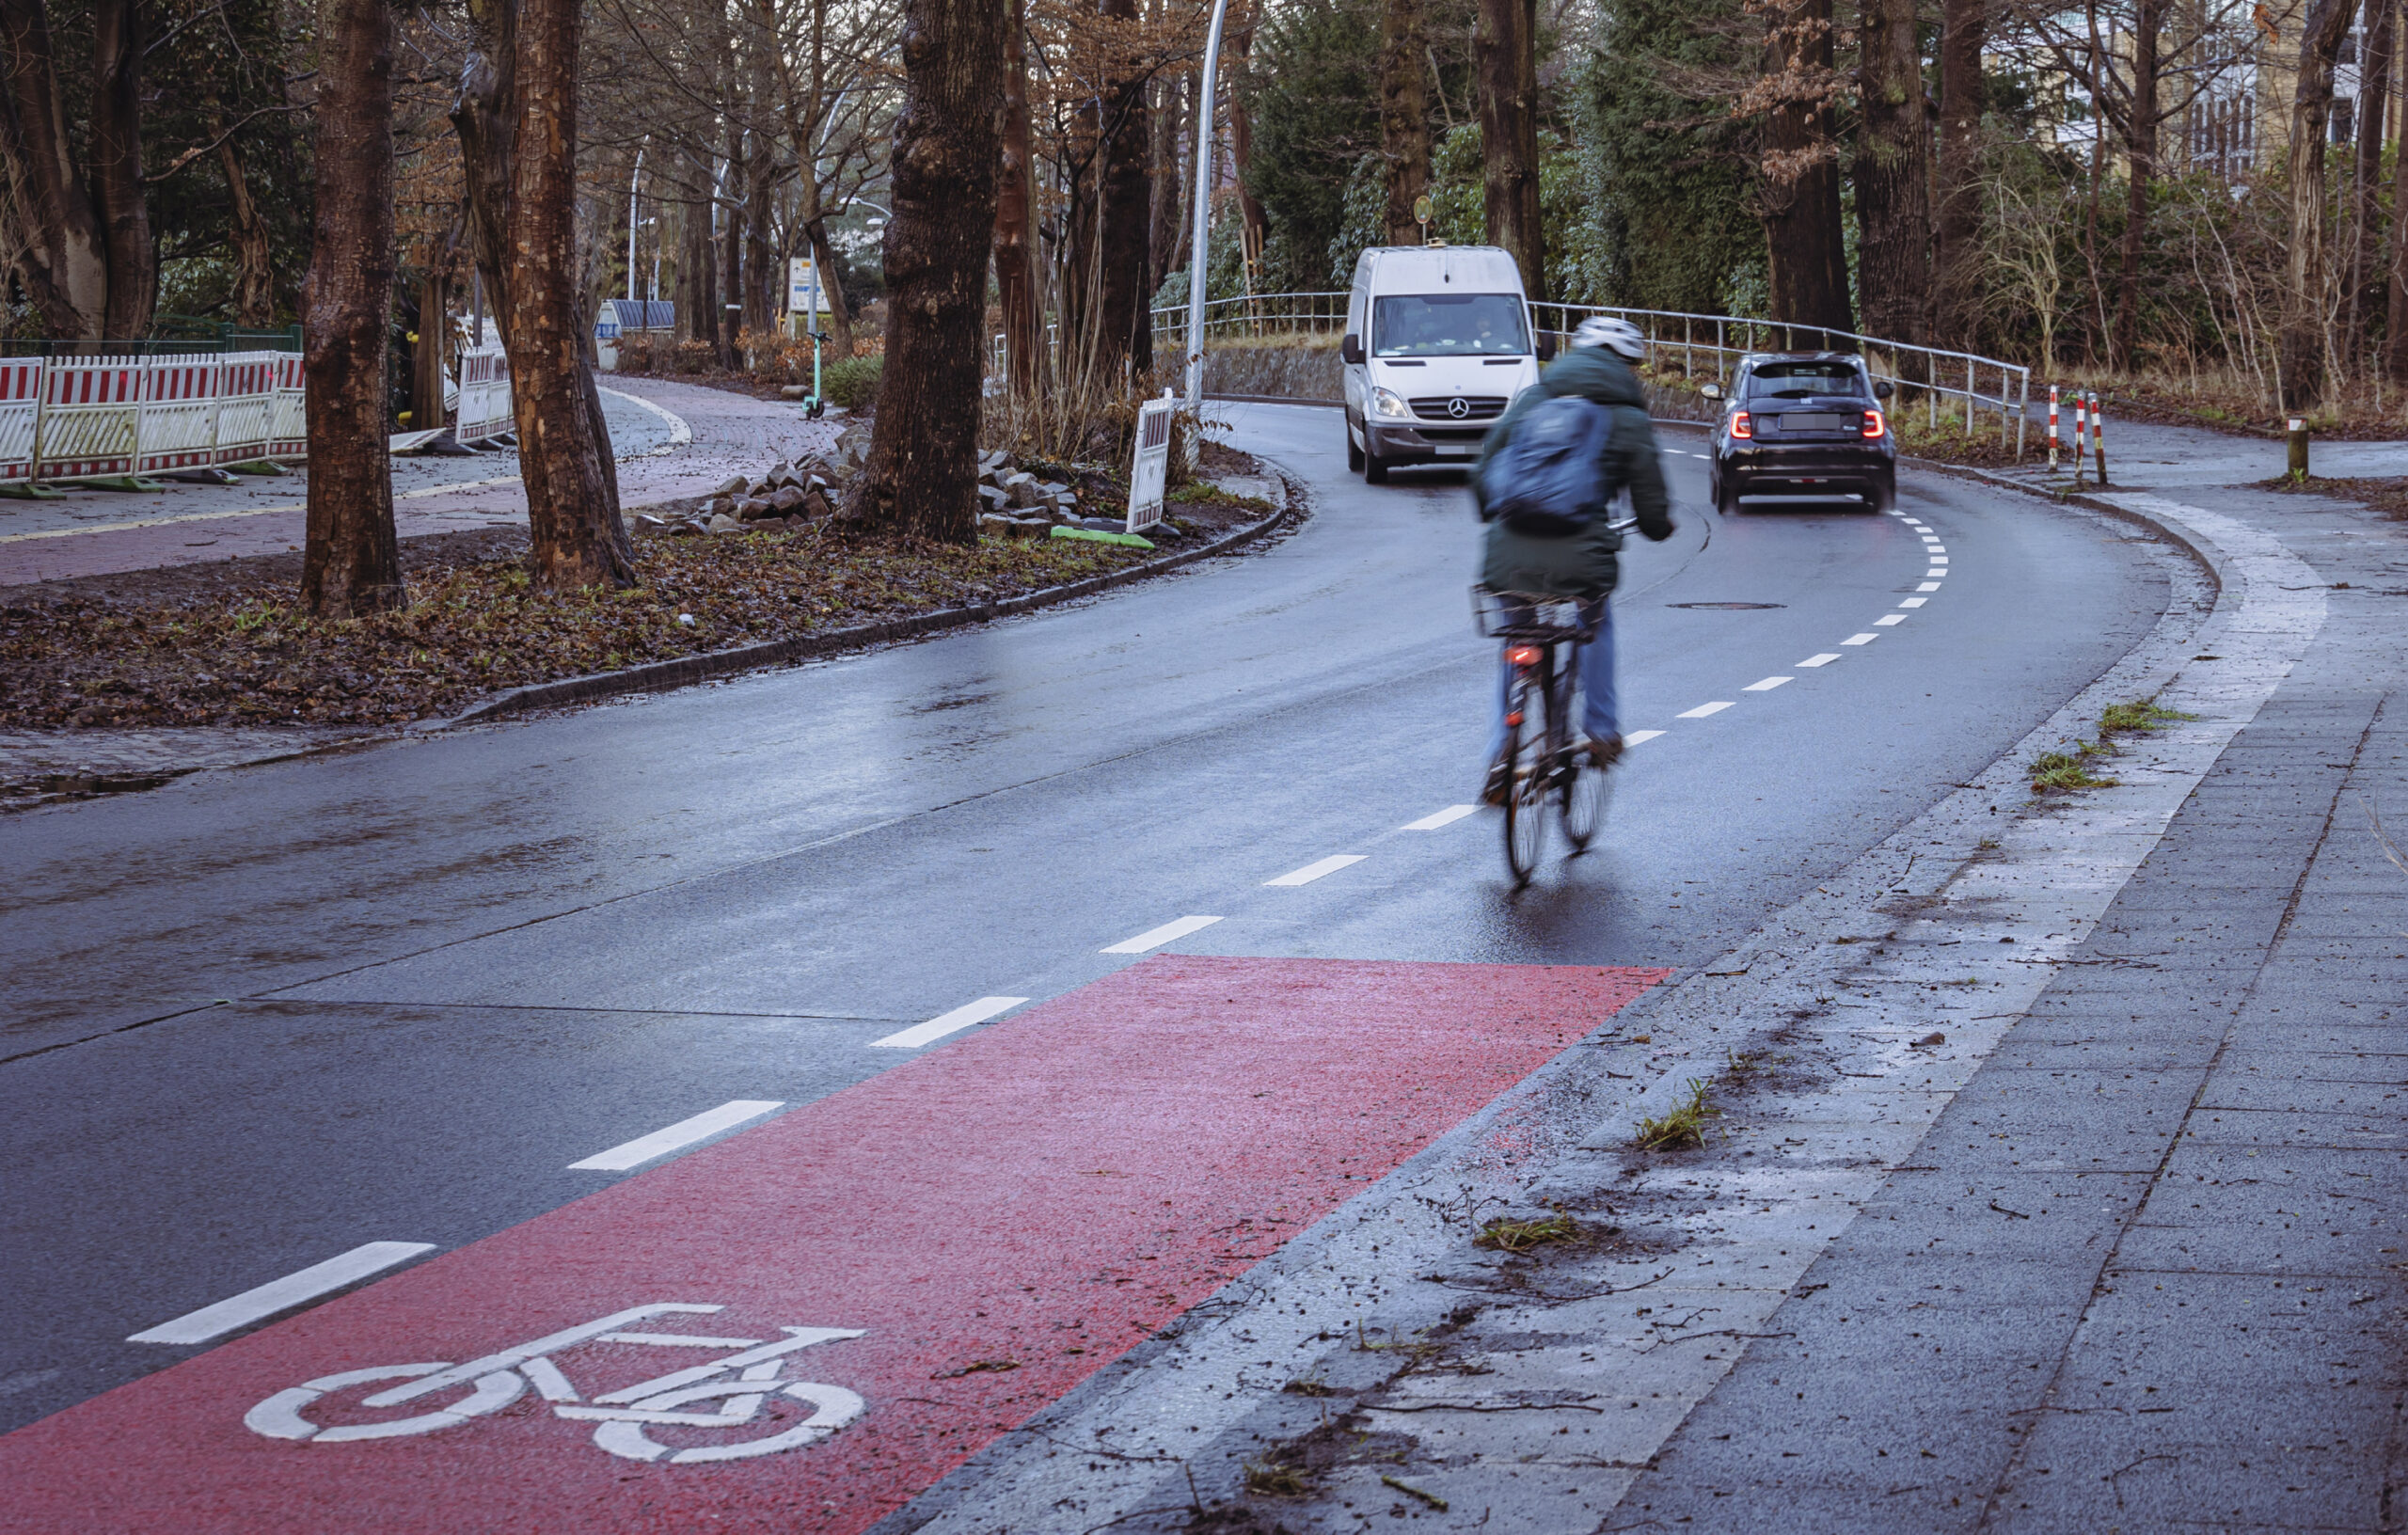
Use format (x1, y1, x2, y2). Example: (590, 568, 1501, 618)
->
(0, 376, 836, 588)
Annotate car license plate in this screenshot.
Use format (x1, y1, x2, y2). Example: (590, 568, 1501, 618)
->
(1780, 413, 1846, 431)
(1434, 445, 1473, 456)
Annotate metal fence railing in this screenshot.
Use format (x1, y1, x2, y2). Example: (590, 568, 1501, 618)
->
(1108, 292, 2031, 459)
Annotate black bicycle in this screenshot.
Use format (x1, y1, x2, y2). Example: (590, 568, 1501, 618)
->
(1475, 587, 1611, 886)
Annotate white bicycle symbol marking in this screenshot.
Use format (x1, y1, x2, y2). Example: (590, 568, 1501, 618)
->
(243, 1304, 866, 1464)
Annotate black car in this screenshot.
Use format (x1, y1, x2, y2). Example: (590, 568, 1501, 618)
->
(1703, 352, 1897, 514)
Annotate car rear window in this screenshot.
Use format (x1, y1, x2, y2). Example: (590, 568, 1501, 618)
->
(1745, 363, 1865, 399)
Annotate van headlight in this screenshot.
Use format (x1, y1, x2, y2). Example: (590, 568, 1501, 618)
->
(1370, 386, 1411, 419)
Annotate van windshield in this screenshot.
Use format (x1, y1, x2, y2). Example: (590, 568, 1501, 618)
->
(1371, 293, 1529, 357)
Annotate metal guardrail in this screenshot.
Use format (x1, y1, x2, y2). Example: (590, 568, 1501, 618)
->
(1129, 292, 2031, 459)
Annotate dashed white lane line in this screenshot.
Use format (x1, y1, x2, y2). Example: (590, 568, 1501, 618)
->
(1797, 653, 1843, 668)
(127, 1242, 436, 1345)
(1624, 729, 1666, 745)
(1875, 614, 1908, 626)
(1925, 567, 1948, 578)
(1102, 914, 1223, 954)
(1402, 805, 1479, 831)
(1924, 546, 1947, 555)
(568, 1100, 785, 1170)
(1928, 554, 1949, 563)
(1918, 581, 1942, 592)
(1843, 632, 1880, 645)
(1743, 676, 1792, 691)
(1676, 701, 1735, 719)
(1899, 597, 1927, 608)
(871, 996, 1029, 1050)
(1266, 854, 1367, 887)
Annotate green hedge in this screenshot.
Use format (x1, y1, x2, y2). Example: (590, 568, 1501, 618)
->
(822, 355, 883, 409)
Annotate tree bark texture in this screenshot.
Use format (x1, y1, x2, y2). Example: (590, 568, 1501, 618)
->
(742, 127, 775, 337)
(2111, 0, 2162, 368)
(721, 110, 744, 364)
(995, 0, 1042, 395)
(1759, 0, 1852, 340)
(1379, 0, 1431, 245)
(217, 134, 277, 327)
(2389, 1, 2408, 377)
(2353, 0, 2393, 341)
(0, 0, 108, 335)
(843, 0, 1005, 542)
(451, 0, 518, 332)
(508, 0, 634, 588)
(1476, 0, 1544, 300)
(89, 0, 150, 337)
(1852, 0, 1931, 346)
(1228, 16, 1268, 263)
(681, 172, 720, 354)
(1932, 0, 1986, 349)
(411, 252, 451, 433)
(1149, 69, 1181, 294)
(301, 0, 404, 619)
(2280, 0, 2361, 407)
(1096, 0, 1153, 376)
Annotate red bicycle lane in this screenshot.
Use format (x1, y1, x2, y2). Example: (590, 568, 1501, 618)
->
(0, 955, 1661, 1534)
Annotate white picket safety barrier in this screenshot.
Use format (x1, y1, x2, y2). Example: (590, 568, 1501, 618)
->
(267, 355, 307, 459)
(40, 360, 143, 480)
(213, 353, 280, 465)
(134, 356, 226, 475)
(455, 345, 513, 442)
(0, 361, 39, 483)
(1126, 390, 1175, 534)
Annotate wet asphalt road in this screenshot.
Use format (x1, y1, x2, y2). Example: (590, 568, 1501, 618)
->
(0, 403, 2171, 1435)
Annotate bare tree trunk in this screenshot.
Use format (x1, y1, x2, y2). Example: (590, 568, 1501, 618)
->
(1933, 0, 1986, 349)
(510, 0, 633, 588)
(1149, 64, 1180, 294)
(1380, 0, 1431, 245)
(742, 130, 774, 338)
(2111, 0, 2162, 368)
(90, 0, 152, 338)
(301, 0, 404, 619)
(2281, 0, 2361, 407)
(2388, 0, 2408, 378)
(1854, 0, 1931, 343)
(842, 0, 1005, 541)
(451, 0, 517, 331)
(2353, 0, 2393, 352)
(721, 111, 744, 365)
(411, 249, 451, 430)
(1476, 0, 1544, 300)
(1097, 0, 1152, 377)
(0, 0, 108, 335)
(682, 171, 720, 356)
(995, 0, 1041, 395)
(217, 134, 277, 327)
(1760, 0, 1852, 340)
(1228, 16, 1267, 261)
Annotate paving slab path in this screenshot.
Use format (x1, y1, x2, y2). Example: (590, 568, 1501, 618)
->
(0, 376, 837, 588)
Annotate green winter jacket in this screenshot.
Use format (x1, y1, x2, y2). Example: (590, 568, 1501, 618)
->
(1473, 346, 1675, 599)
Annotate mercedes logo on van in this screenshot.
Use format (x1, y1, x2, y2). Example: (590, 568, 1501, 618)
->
(1447, 397, 1470, 419)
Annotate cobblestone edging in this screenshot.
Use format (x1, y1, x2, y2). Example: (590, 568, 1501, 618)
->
(425, 473, 1302, 729)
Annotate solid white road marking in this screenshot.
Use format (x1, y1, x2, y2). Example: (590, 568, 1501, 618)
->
(1266, 854, 1367, 887)
(870, 997, 1029, 1050)
(1875, 614, 1908, 626)
(1918, 581, 1942, 592)
(1796, 654, 1843, 668)
(1843, 633, 1879, 645)
(1402, 805, 1480, 831)
(569, 1100, 785, 1170)
(1623, 729, 1666, 745)
(1743, 676, 1792, 691)
(129, 1242, 436, 1345)
(1676, 701, 1735, 719)
(1102, 915, 1223, 954)
(1900, 597, 1927, 608)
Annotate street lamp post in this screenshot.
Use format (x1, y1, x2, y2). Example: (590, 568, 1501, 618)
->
(1182, 0, 1232, 417)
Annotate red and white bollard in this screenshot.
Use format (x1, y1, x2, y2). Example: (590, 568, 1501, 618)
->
(2089, 391, 2107, 486)
(2047, 385, 2061, 470)
(2069, 392, 2088, 485)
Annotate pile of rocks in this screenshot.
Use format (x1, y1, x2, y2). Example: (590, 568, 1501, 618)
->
(641, 424, 873, 536)
(974, 450, 1130, 540)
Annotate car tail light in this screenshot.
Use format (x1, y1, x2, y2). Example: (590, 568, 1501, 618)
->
(1862, 409, 1885, 438)
(1506, 645, 1542, 667)
(1730, 410, 1752, 440)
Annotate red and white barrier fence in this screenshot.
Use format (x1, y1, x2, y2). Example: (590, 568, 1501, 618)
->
(0, 344, 513, 484)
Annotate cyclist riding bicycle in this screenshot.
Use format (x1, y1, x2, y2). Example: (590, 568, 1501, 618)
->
(1476, 314, 1675, 805)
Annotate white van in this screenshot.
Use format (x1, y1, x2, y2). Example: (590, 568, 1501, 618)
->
(1340, 245, 1549, 483)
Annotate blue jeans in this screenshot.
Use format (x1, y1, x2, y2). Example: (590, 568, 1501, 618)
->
(1485, 597, 1617, 763)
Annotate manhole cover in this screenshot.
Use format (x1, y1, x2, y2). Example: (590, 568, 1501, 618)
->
(1668, 602, 1784, 610)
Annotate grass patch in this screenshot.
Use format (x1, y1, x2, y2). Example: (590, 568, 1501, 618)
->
(2099, 699, 2196, 737)
(1634, 1078, 1719, 1150)
(1473, 1210, 1578, 1253)
(1244, 1462, 1310, 1496)
(2029, 749, 2118, 792)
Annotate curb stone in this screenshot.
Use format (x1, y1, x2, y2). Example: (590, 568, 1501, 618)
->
(417, 471, 1304, 730)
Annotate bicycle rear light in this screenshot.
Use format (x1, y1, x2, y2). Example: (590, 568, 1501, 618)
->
(1862, 409, 1885, 438)
(1730, 410, 1751, 439)
(1506, 645, 1542, 667)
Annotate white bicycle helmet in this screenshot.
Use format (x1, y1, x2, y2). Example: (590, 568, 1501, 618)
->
(1570, 315, 1647, 361)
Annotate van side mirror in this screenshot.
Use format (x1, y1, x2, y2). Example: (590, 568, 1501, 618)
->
(1340, 333, 1365, 365)
(1700, 383, 1723, 402)
(1874, 379, 1895, 400)
(1535, 334, 1556, 362)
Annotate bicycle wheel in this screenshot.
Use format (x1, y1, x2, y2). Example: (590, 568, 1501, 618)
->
(1560, 679, 1609, 850)
(1500, 673, 1548, 886)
